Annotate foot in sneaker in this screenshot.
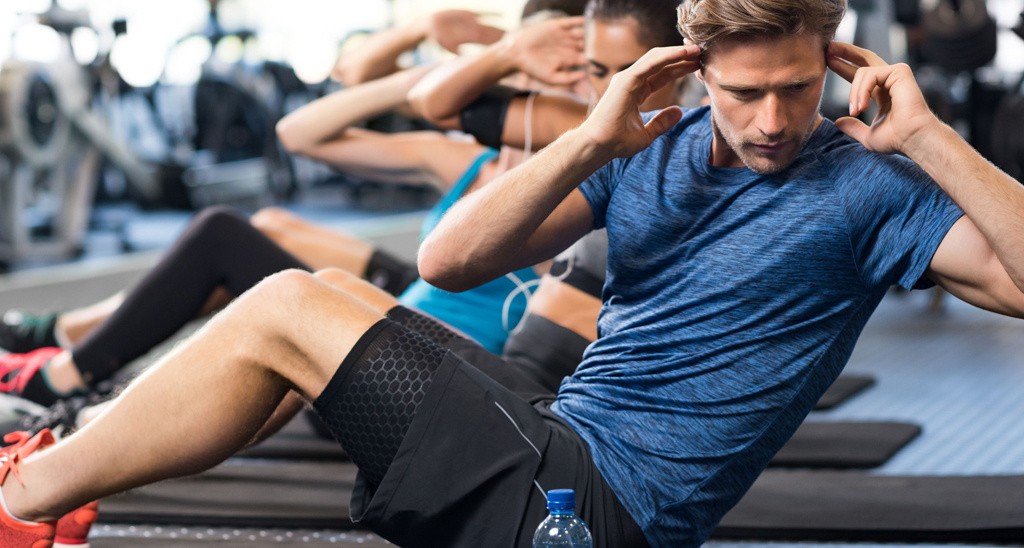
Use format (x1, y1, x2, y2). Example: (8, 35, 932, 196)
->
(0, 430, 57, 547)
(0, 313, 59, 354)
(0, 349, 68, 407)
(54, 500, 97, 547)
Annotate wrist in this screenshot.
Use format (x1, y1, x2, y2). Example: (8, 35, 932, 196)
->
(485, 38, 522, 79)
(566, 126, 618, 170)
(409, 19, 432, 43)
(901, 117, 954, 162)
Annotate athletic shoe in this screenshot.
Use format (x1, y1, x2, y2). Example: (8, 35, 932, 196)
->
(0, 313, 59, 354)
(0, 395, 95, 440)
(54, 500, 97, 547)
(0, 348, 65, 405)
(0, 430, 57, 547)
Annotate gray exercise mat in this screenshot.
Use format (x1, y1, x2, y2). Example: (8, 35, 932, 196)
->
(714, 471, 1024, 543)
(98, 460, 356, 529)
(97, 421, 917, 532)
(813, 374, 875, 410)
(769, 421, 920, 468)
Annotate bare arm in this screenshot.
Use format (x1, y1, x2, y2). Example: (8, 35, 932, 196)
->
(333, 10, 504, 86)
(408, 16, 588, 147)
(829, 42, 1024, 317)
(419, 46, 701, 291)
(276, 67, 484, 189)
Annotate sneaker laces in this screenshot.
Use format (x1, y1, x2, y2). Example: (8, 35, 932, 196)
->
(0, 429, 54, 486)
(0, 348, 63, 395)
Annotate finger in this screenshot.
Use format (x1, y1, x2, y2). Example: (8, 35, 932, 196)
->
(827, 41, 886, 69)
(543, 67, 588, 86)
(834, 115, 872, 146)
(826, 53, 859, 84)
(646, 59, 701, 93)
(476, 25, 505, 45)
(626, 45, 701, 84)
(645, 106, 684, 140)
(556, 16, 586, 28)
(849, 65, 895, 116)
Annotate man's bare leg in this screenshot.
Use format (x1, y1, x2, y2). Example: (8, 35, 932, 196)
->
(246, 268, 401, 444)
(1, 269, 383, 522)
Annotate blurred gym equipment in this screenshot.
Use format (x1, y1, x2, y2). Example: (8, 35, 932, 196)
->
(0, 59, 102, 271)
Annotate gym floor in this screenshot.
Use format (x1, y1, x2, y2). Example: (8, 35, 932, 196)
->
(2, 202, 1023, 547)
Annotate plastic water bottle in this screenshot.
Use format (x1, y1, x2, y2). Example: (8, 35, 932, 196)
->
(532, 489, 593, 548)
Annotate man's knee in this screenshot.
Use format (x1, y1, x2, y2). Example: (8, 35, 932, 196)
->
(313, 268, 399, 314)
(313, 267, 361, 286)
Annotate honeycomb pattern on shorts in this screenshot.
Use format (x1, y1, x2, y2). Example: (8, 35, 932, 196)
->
(386, 306, 464, 346)
(321, 322, 445, 490)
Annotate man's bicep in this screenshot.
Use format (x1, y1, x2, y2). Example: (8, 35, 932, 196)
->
(514, 189, 595, 270)
(927, 216, 1024, 318)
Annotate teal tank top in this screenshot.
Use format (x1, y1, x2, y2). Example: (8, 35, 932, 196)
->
(399, 149, 538, 353)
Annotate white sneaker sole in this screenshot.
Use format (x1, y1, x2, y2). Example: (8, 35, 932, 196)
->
(54, 542, 89, 548)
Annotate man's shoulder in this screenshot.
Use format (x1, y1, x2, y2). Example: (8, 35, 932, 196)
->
(806, 118, 919, 180)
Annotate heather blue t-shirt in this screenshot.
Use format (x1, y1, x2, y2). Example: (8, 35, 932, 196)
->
(550, 107, 964, 547)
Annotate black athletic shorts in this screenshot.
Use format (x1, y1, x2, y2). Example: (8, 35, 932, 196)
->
(324, 322, 649, 548)
(502, 315, 589, 394)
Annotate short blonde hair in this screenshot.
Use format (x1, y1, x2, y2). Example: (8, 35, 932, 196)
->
(677, 0, 847, 60)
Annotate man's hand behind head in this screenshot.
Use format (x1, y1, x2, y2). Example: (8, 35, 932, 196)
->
(580, 45, 701, 160)
(827, 41, 940, 157)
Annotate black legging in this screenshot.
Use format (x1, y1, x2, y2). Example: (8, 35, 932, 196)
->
(71, 206, 308, 384)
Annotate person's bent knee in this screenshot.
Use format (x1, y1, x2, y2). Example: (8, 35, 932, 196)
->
(313, 268, 399, 313)
(312, 267, 361, 285)
(250, 207, 298, 233)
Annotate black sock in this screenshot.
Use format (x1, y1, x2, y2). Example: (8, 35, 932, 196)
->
(19, 366, 65, 407)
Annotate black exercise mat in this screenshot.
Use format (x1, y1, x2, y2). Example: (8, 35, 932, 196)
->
(99, 460, 357, 529)
(93, 536, 392, 547)
(813, 374, 875, 410)
(237, 413, 346, 461)
(769, 421, 921, 468)
(715, 471, 1024, 543)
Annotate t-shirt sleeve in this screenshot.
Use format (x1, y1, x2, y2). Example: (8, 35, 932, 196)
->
(831, 145, 964, 291)
(577, 160, 617, 229)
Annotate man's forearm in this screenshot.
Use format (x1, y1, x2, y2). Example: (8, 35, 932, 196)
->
(419, 128, 612, 292)
(905, 122, 1024, 290)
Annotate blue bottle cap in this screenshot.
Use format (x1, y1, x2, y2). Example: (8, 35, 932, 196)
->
(547, 489, 576, 511)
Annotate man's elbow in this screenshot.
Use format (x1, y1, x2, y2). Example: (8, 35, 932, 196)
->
(275, 118, 301, 154)
(417, 242, 475, 293)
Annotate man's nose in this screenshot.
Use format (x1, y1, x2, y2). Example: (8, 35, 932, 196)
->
(756, 94, 787, 137)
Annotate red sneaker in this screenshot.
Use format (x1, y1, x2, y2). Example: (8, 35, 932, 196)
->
(54, 500, 97, 547)
(0, 430, 56, 548)
(0, 348, 64, 399)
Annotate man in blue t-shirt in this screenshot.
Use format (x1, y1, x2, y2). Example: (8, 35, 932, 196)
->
(418, 0, 1024, 546)
(1, 2, 1022, 548)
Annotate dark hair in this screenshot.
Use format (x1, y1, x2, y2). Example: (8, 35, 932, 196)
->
(522, 0, 589, 18)
(585, 0, 685, 48)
